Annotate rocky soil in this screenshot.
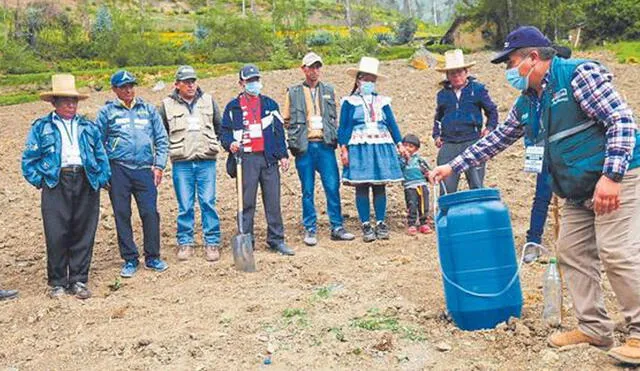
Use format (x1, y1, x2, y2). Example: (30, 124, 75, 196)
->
(1, 51, 639, 370)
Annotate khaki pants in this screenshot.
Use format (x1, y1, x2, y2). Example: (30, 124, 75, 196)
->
(558, 167, 640, 342)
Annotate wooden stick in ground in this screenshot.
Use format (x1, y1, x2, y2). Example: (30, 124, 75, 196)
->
(551, 194, 565, 324)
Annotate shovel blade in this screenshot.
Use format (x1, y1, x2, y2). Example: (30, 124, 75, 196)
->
(232, 233, 256, 272)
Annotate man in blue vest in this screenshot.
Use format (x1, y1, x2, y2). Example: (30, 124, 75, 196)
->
(429, 26, 640, 363)
(97, 70, 170, 278)
(282, 52, 355, 246)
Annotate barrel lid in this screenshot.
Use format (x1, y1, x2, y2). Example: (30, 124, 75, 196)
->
(438, 188, 501, 208)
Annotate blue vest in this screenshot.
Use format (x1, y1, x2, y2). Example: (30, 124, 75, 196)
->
(515, 57, 640, 201)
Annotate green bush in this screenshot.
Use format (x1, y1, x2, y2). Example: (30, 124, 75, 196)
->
(394, 17, 417, 45)
(377, 45, 414, 60)
(55, 59, 109, 72)
(375, 32, 394, 45)
(194, 13, 274, 64)
(0, 38, 49, 74)
(306, 30, 334, 46)
(425, 44, 468, 55)
(582, 0, 640, 42)
(328, 31, 378, 64)
(269, 38, 294, 69)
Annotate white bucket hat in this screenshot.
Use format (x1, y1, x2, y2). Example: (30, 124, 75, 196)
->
(40, 74, 88, 102)
(346, 56, 387, 80)
(435, 49, 476, 72)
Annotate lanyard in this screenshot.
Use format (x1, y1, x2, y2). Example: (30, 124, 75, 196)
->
(59, 118, 75, 145)
(359, 95, 376, 122)
(309, 86, 319, 115)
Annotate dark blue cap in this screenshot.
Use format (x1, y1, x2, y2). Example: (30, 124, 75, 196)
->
(239, 64, 261, 81)
(491, 26, 552, 64)
(110, 70, 137, 87)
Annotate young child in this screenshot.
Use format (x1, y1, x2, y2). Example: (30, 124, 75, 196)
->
(400, 134, 432, 235)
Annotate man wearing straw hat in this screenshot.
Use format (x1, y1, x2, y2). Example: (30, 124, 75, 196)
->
(432, 49, 498, 194)
(282, 52, 355, 246)
(22, 74, 111, 299)
(430, 26, 640, 363)
(97, 70, 169, 278)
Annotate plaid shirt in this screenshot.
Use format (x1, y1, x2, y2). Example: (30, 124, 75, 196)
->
(451, 62, 637, 180)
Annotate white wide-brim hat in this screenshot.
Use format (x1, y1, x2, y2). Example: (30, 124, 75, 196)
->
(346, 56, 387, 80)
(435, 49, 476, 72)
(40, 74, 89, 102)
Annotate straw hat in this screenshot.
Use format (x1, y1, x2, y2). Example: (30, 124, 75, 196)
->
(346, 56, 387, 80)
(435, 49, 476, 72)
(40, 74, 89, 103)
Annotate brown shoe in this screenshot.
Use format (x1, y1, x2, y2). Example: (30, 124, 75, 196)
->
(177, 245, 194, 261)
(67, 282, 92, 300)
(548, 329, 613, 350)
(608, 338, 640, 364)
(204, 245, 220, 262)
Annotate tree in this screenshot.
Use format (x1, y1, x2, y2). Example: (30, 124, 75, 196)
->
(92, 5, 113, 38)
(344, 0, 352, 30)
(457, 0, 584, 46)
(353, 0, 374, 31)
(581, 0, 640, 42)
(272, 0, 307, 33)
(394, 17, 417, 44)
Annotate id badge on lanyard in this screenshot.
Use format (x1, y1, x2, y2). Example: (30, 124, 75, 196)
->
(361, 96, 377, 129)
(524, 145, 545, 173)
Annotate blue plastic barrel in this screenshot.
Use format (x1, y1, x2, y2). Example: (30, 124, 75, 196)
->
(436, 188, 522, 331)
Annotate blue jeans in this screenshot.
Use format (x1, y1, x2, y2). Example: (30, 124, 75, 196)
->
(527, 166, 553, 244)
(294, 142, 344, 232)
(172, 160, 221, 246)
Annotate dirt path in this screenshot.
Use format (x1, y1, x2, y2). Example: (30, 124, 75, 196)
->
(1, 52, 639, 370)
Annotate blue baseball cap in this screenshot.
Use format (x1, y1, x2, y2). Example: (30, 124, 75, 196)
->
(239, 64, 261, 81)
(491, 26, 552, 64)
(110, 70, 138, 87)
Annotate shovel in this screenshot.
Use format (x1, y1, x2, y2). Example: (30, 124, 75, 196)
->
(231, 151, 256, 272)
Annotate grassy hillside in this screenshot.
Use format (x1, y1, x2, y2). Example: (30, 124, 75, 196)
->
(0, 0, 451, 105)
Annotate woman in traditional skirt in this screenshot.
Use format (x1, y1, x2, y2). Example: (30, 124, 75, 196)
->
(338, 57, 407, 242)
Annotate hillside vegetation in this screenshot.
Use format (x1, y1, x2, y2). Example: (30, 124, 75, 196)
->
(0, 0, 449, 105)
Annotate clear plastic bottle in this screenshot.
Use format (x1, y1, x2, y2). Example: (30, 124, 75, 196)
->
(543, 257, 562, 327)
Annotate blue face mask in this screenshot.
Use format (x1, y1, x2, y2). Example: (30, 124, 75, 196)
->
(506, 56, 535, 91)
(245, 81, 262, 96)
(360, 81, 376, 95)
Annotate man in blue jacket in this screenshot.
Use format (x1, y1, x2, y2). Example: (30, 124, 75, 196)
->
(96, 70, 169, 278)
(430, 26, 640, 363)
(221, 64, 294, 256)
(433, 49, 498, 194)
(22, 74, 111, 299)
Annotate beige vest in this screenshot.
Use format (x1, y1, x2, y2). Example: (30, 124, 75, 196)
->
(163, 93, 220, 162)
